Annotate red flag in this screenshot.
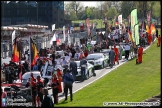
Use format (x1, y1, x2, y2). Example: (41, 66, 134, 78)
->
(12, 37, 20, 62)
(30, 37, 39, 67)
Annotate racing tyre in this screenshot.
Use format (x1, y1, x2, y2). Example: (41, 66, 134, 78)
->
(85, 71, 89, 80)
(101, 62, 105, 69)
(92, 68, 96, 76)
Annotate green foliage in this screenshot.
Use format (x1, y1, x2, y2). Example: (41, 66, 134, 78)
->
(70, 10, 78, 20)
(120, 1, 136, 18)
(105, 7, 119, 18)
(152, 1, 161, 18)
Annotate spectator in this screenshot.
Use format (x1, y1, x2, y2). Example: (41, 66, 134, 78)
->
(113, 44, 119, 64)
(56, 67, 63, 93)
(118, 44, 123, 60)
(61, 56, 68, 68)
(80, 56, 87, 81)
(124, 43, 131, 60)
(136, 45, 144, 64)
(157, 35, 161, 47)
(41, 88, 54, 107)
(36, 75, 44, 107)
(109, 47, 115, 68)
(74, 50, 80, 60)
(50, 74, 59, 104)
(69, 58, 77, 81)
(63, 69, 74, 101)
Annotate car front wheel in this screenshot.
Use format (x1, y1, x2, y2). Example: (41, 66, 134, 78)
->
(85, 71, 89, 80)
(101, 62, 104, 69)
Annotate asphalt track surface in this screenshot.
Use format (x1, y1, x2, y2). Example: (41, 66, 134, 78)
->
(55, 44, 152, 101)
(1, 43, 152, 102)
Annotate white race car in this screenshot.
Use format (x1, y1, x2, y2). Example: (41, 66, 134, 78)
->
(86, 53, 109, 69)
(73, 61, 96, 81)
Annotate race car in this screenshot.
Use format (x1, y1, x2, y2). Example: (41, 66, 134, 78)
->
(86, 53, 109, 69)
(74, 61, 96, 81)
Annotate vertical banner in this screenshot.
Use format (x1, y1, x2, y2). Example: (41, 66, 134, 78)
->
(147, 11, 151, 27)
(131, 9, 138, 44)
(68, 30, 71, 45)
(63, 26, 65, 42)
(135, 24, 139, 45)
(50, 32, 56, 45)
(86, 18, 91, 36)
(52, 24, 55, 31)
(118, 14, 122, 34)
(12, 30, 16, 53)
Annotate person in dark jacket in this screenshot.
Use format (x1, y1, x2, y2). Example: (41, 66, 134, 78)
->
(41, 88, 54, 107)
(109, 47, 115, 68)
(80, 57, 87, 81)
(50, 74, 59, 104)
(63, 69, 74, 101)
(69, 58, 77, 81)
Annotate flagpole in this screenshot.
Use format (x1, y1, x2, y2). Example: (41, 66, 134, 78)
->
(29, 35, 33, 107)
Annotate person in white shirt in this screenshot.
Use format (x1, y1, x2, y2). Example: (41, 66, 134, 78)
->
(74, 50, 80, 60)
(61, 56, 68, 68)
(124, 43, 131, 60)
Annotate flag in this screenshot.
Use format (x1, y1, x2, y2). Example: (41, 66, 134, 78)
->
(12, 30, 16, 45)
(150, 23, 156, 35)
(128, 30, 133, 42)
(135, 24, 139, 45)
(118, 15, 122, 25)
(68, 30, 71, 44)
(50, 33, 56, 44)
(12, 37, 20, 62)
(131, 9, 139, 45)
(118, 14, 122, 34)
(12, 30, 16, 53)
(52, 24, 55, 31)
(63, 26, 66, 42)
(86, 18, 91, 36)
(147, 11, 151, 25)
(29, 37, 39, 67)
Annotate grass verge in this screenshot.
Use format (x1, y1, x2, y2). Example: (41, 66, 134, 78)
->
(55, 39, 161, 107)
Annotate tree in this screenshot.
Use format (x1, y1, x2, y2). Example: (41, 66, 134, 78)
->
(105, 7, 119, 19)
(152, 1, 161, 19)
(120, 1, 136, 19)
(69, 1, 84, 16)
(70, 10, 78, 20)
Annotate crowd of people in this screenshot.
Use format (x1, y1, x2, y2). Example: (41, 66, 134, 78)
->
(1, 26, 161, 107)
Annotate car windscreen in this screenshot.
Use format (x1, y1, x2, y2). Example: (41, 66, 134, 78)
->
(102, 50, 111, 53)
(86, 54, 103, 60)
(22, 73, 40, 79)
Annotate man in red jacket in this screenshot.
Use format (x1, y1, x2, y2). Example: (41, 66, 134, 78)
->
(36, 76, 44, 107)
(113, 44, 119, 65)
(136, 45, 144, 64)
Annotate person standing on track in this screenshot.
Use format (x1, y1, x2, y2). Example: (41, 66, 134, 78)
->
(36, 75, 44, 107)
(136, 45, 144, 64)
(109, 47, 115, 68)
(63, 69, 74, 101)
(69, 58, 77, 81)
(50, 74, 59, 104)
(124, 43, 131, 60)
(113, 44, 119, 65)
